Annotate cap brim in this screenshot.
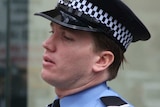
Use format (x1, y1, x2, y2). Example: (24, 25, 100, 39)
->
(34, 8, 100, 32)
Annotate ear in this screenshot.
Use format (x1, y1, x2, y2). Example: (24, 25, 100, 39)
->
(92, 51, 114, 72)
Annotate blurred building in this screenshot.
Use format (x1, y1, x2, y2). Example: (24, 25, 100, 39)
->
(0, 0, 28, 107)
(1, 0, 160, 107)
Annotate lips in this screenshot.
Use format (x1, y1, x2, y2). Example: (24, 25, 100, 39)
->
(43, 55, 55, 66)
(44, 56, 53, 63)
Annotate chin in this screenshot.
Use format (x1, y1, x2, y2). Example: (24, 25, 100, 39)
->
(41, 69, 57, 86)
(41, 69, 50, 82)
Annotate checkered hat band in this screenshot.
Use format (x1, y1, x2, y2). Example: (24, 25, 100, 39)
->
(58, 0, 133, 49)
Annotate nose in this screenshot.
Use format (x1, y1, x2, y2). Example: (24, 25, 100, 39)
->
(42, 35, 56, 52)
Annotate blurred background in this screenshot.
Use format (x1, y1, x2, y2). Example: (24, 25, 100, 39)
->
(0, 0, 159, 107)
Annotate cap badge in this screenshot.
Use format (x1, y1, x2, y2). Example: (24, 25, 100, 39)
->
(63, 0, 72, 5)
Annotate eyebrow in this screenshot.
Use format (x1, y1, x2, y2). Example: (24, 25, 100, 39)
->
(50, 22, 63, 29)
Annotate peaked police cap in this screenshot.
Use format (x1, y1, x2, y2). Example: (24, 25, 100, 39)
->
(35, 0, 150, 51)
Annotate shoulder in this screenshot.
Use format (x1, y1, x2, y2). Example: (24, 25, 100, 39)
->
(100, 96, 133, 107)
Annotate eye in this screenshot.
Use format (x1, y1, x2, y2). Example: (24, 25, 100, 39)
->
(62, 35, 74, 41)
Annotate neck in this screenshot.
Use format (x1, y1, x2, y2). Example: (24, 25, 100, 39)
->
(55, 72, 108, 98)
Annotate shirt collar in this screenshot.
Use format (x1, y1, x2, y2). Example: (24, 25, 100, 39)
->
(59, 82, 108, 107)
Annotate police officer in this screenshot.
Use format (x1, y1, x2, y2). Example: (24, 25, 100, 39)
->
(35, 0, 150, 107)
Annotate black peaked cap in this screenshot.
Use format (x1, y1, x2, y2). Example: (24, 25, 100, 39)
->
(35, 0, 151, 51)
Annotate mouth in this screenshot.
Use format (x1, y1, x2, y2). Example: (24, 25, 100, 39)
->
(43, 55, 55, 65)
(44, 58, 53, 63)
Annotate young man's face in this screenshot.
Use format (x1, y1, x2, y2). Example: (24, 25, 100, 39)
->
(41, 23, 99, 89)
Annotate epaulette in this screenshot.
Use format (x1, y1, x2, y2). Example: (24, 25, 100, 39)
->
(100, 96, 130, 107)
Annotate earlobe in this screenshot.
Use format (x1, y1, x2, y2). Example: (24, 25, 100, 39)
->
(92, 51, 114, 72)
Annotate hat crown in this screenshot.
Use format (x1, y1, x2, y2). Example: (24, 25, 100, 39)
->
(58, 0, 133, 50)
(35, 0, 150, 52)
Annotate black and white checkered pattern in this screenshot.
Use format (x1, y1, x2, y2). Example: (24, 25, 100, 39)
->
(58, 0, 133, 49)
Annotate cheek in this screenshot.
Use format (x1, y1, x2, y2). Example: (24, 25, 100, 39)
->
(60, 51, 94, 74)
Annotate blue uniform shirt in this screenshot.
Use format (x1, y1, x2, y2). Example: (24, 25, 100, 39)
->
(48, 82, 134, 107)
